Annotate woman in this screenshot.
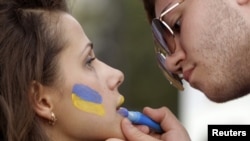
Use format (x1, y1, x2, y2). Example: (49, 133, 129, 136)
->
(0, 0, 126, 140)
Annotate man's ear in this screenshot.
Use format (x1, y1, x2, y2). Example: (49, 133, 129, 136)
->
(29, 81, 54, 121)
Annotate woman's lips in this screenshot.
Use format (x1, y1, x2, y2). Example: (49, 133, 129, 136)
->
(183, 68, 194, 82)
(117, 95, 124, 109)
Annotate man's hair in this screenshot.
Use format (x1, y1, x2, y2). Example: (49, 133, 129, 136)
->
(142, 0, 156, 23)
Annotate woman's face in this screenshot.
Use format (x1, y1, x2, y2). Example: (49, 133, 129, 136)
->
(50, 13, 125, 140)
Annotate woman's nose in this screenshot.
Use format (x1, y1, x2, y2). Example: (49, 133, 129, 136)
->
(104, 63, 124, 90)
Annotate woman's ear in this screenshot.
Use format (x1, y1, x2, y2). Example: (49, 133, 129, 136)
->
(29, 81, 54, 121)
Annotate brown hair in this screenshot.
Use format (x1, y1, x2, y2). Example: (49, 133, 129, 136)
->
(0, 0, 68, 141)
(142, 0, 156, 23)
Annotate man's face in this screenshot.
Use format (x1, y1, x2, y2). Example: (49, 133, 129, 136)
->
(154, 0, 250, 102)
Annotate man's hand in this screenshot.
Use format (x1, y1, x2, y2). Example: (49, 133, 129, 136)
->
(106, 107, 191, 141)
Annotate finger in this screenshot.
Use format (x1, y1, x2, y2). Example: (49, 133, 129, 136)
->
(121, 118, 160, 141)
(143, 107, 182, 132)
(134, 125, 150, 134)
(143, 107, 190, 141)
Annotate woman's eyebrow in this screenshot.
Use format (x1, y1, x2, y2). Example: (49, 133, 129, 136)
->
(79, 42, 94, 58)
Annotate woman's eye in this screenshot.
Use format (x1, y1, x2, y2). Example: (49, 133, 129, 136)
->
(172, 19, 181, 33)
(86, 56, 96, 68)
(85, 49, 96, 69)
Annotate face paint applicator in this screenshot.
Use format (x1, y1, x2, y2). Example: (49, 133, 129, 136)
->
(118, 107, 163, 133)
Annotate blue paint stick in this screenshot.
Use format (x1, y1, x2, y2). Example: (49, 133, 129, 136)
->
(118, 107, 163, 133)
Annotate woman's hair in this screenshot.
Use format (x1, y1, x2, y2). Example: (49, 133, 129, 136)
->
(142, 0, 156, 23)
(0, 0, 68, 141)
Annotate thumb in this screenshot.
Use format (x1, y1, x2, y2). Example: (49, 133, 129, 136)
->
(121, 118, 159, 141)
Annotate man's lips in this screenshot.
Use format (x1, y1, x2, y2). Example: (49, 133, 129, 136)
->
(183, 68, 194, 82)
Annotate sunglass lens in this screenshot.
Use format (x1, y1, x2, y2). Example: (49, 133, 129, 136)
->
(156, 52, 184, 90)
(152, 19, 171, 54)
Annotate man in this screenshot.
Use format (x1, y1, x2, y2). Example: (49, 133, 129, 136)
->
(107, 0, 250, 140)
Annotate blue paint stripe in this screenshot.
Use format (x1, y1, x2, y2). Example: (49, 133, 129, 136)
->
(72, 84, 102, 103)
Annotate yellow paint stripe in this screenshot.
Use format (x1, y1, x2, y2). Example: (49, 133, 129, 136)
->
(72, 94, 105, 116)
(119, 95, 125, 106)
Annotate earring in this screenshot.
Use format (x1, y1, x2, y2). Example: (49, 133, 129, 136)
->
(48, 112, 57, 126)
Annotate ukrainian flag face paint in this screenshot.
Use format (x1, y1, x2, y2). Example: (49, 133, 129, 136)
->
(71, 84, 105, 116)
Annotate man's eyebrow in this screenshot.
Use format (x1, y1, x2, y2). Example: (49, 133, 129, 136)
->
(160, 1, 180, 17)
(161, 1, 174, 14)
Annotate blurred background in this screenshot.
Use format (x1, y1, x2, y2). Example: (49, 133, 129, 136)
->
(69, 1, 250, 141)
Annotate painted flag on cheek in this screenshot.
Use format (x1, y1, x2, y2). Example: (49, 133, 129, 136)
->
(71, 84, 105, 116)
